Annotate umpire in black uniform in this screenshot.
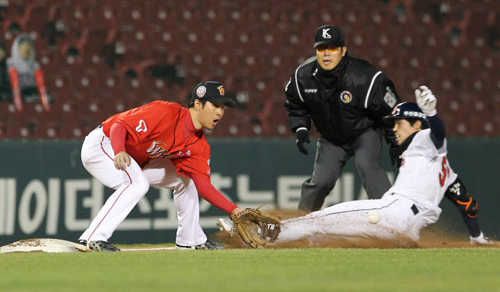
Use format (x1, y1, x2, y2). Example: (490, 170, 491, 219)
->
(284, 25, 401, 212)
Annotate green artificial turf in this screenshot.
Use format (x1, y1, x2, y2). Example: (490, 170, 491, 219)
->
(1, 248, 499, 292)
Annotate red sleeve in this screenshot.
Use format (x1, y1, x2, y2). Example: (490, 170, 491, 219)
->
(110, 123, 127, 154)
(34, 68, 50, 111)
(191, 173, 238, 214)
(8, 67, 23, 112)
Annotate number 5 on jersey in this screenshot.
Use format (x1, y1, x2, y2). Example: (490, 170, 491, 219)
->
(439, 157, 450, 187)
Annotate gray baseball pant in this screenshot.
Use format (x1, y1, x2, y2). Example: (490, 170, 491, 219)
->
(298, 128, 391, 212)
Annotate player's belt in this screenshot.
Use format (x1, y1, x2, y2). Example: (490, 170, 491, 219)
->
(388, 193, 420, 215)
(411, 204, 419, 215)
(97, 124, 103, 129)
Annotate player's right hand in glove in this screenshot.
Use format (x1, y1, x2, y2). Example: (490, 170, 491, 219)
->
(415, 86, 437, 117)
(230, 208, 281, 248)
(295, 128, 310, 155)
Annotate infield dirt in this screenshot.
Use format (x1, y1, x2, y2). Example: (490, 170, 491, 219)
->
(215, 209, 499, 249)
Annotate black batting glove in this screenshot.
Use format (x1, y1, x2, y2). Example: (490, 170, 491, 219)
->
(295, 128, 310, 155)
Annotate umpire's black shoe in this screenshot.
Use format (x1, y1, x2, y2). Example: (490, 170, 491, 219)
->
(175, 239, 224, 250)
(88, 240, 121, 252)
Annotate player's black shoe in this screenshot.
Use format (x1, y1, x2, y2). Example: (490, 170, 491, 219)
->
(197, 239, 224, 250)
(88, 240, 121, 252)
(175, 239, 224, 250)
(77, 239, 88, 246)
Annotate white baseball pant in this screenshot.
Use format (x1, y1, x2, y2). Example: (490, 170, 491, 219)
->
(79, 126, 206, 246)
(277, 194, 427, 246)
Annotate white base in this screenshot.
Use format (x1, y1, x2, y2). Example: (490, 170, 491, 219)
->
(1, 239, 178, 253)
(0, 238, 90, 254)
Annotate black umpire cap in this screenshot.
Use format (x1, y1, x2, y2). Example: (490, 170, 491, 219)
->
(189, 81, 236, 108)
(314, 25, 345, 49)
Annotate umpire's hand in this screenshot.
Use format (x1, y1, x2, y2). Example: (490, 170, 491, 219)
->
(295, 128, 310, 155)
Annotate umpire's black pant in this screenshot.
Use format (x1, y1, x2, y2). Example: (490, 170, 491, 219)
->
(298, 128, 391, 212)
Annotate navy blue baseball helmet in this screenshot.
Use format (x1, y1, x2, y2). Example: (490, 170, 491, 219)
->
(385, 102, 427, 122)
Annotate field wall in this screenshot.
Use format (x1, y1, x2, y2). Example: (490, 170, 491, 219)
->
(1, 138, 499, 244)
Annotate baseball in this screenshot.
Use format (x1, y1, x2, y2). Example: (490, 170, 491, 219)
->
(367, 211, 381, 224)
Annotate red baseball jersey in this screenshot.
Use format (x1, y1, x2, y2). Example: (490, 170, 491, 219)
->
(102, 101, 211, 180)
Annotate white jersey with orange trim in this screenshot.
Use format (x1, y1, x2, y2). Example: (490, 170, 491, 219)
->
(277, 128, 457, 246)
(388, 128, 457, 225)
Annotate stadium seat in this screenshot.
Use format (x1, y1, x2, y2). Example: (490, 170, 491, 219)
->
(18, 3, 51, 33)
(0, 0, 497, 139)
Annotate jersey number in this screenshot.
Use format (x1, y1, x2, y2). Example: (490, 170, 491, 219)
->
(439, 156, 450, 187)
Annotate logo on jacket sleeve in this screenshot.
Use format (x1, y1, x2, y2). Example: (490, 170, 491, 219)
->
(384, 86, 397, 108)
(136, 120, 148, 132)
(340, 91, 352, 103)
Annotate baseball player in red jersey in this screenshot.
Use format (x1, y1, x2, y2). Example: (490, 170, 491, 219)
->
(78, 81, 243, 251)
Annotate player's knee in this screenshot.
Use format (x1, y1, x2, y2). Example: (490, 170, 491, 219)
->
(315, 178, 334, 194)
(355, 158, 380, 174)
(132, 179, 150, 196)
(173, 177, 193, 194)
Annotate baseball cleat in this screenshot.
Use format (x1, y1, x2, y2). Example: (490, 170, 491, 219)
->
(197, 239, 225, 250)
(175, 239, 224, 250)
(88, 240, 121, 252)
(75, 239, 92, 252)
(470, 232, 494, 245)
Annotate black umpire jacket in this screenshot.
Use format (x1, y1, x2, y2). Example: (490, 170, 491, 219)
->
(284, 55, 401, 146)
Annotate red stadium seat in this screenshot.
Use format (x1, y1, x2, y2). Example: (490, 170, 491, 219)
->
(0, 0, 498, 139)
(18, 3, 51, 33)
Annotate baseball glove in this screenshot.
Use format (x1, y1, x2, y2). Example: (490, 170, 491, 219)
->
(231, 208, 281, 248)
